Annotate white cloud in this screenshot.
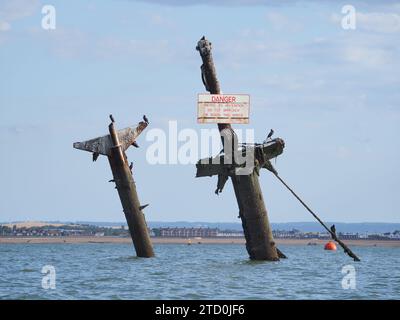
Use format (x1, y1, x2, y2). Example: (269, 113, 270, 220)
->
(357, 12, 400, 33)
(148, 13, 175, 28)
(265, 12, 302, 32)
(239, 28, 266, 37)
(331, 11, 400, 33)
(265, 12, 290, 30)
(219, 38, 298, 69)
(335, 146, 352, 160)
(0, 0, 39, 29)
(343, 45, 393, 67)
(0, 0, 39, 21)
(96, 37, 175, 61)
(132, 0, 400, 7)
(27, 26, 178, 63)
(0, 21, 10, 31)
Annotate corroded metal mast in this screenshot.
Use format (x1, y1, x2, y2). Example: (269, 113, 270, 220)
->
(73, 116, 154, 258)
(196, 36, 285, 261)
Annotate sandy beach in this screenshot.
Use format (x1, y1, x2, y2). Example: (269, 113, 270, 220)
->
(0, 236, 399, 247)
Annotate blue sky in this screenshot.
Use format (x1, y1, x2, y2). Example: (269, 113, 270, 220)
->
(0, 0, 399, 223)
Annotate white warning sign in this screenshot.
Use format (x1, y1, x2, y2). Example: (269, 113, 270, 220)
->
(197, 94, 250, 124)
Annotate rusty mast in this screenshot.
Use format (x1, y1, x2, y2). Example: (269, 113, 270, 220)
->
(73, 115, 154, 258)
(195, 36, 286, 261)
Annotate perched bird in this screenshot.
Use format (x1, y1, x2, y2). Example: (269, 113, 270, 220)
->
(263, 129, 274, 144)
(92, 152, 99, 162)
(143, 115, 149, 124)
(267, 129, 274, 140)
(131, 141, 139, 148)
(109, 114, 115, 123)
(330, 224, 336, 235)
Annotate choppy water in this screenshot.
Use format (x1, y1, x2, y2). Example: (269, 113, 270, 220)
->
(0, 243, 399, 299)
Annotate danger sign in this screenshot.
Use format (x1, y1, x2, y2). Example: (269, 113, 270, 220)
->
(197, 94, 250, 124)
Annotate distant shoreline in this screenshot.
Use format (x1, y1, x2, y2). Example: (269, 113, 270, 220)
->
(1, 237, 400, 247)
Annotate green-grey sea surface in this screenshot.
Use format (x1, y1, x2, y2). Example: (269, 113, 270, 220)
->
(0, 243, 399, 299)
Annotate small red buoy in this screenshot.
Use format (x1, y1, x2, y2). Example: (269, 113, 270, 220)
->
(324, 241, 337, 250)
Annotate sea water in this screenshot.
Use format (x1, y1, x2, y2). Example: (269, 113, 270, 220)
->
(0, 243, 399, 300)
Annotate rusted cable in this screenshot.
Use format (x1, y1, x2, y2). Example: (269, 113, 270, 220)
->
(270, 170, 360, 261)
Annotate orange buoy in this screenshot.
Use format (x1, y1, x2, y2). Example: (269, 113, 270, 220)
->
(324, 241, 337, 250)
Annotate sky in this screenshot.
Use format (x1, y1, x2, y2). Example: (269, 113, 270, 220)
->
(0, 0, 399, 223)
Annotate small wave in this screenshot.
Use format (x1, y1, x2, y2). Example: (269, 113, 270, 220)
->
(95, 277, 119, 282)
(112, 256, 142, 262)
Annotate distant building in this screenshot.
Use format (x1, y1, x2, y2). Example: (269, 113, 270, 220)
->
(273, 229, 302, 239)
(337, 233, 359, 240)
(217, 230, 244, 237)
(157, 227, 218, 238)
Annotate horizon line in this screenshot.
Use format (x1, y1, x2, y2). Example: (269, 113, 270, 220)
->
(1, 220, 400, 224)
